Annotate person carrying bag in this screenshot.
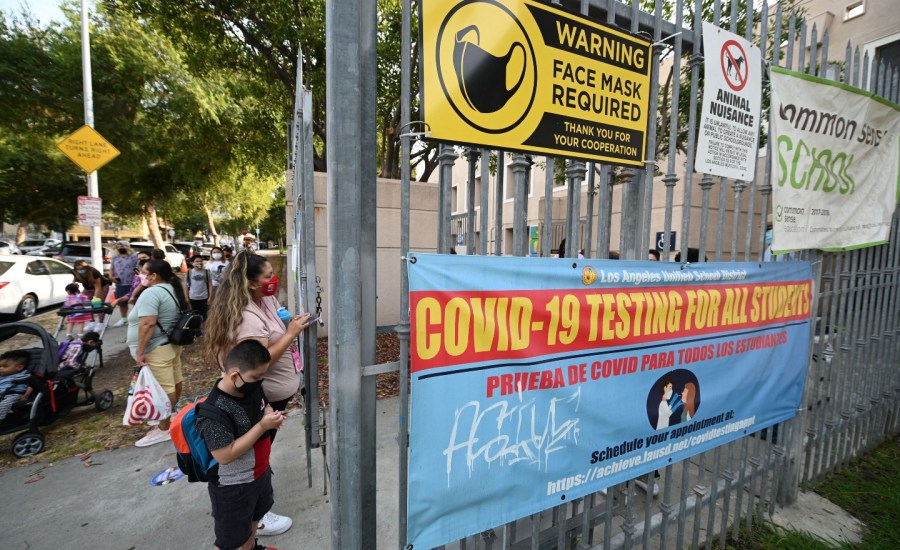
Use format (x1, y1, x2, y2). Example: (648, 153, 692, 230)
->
(125, 259, 190, 447)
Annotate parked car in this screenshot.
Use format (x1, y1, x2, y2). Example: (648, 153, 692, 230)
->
(0, 241, 21, 255)
(53, 243, 113, 274)
(127, 241, 186, 272)
(17, 238, 61, 255)
(0, 256, 78, 318)
(172, 241, 203, 260)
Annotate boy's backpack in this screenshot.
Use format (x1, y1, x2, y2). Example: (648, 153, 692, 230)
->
(155, 287, 203, 346)
(171, 397, 234, 482)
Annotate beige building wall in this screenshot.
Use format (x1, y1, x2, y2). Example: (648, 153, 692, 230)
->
(793, 0, 900, 67)
(294, 173, 439, 334)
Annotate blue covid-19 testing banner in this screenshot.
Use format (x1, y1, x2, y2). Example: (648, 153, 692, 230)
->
(406, 254, 812, 548)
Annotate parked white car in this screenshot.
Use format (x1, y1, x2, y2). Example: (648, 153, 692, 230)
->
(0, 255, 76, 318)
(126, 241, 186, 272)
(18, 238, 61, 255)
(0, 241, 21, 255)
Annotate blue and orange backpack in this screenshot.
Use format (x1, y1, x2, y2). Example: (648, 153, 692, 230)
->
(170, 397, 234, 482)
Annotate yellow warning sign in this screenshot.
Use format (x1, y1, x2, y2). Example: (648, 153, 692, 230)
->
(56, 125, 120, 174)
(423, 0, 651, 166)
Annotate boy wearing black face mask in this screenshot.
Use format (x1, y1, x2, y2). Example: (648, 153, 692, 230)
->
(197, 340, 285, 550)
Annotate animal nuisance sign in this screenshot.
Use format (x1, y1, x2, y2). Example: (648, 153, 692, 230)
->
(56, 125, 120, 174)
(695, 23, 761, 180)
(422, 0, 651, 166)
(769, 67, 900, 252)
(406, 254, 812, 548)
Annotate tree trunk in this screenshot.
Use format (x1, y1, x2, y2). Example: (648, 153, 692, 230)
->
(15, 224, 27, 244)
(144, 203, 165, 248)
(205, 206, 220, 245)
(418, 145, 440, 182)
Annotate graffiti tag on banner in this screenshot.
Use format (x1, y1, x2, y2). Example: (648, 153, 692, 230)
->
(406, 254, 812, 549)
(694, 23, 762, 181)
(769, 67, 900, 253)
(422, 0, 651, 166)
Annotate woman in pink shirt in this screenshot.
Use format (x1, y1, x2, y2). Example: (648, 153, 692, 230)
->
(204, 251, 311, 537)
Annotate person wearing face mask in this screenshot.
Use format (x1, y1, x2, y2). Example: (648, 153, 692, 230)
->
(71, 259, 113, 332)
(109, 242, 139, 327)
(204, 251, 310, 537)
(127, 259, 190, 447)
(113, 253, 150, 312)
(206, 246, 228, 301)
(126, 254, 151, 306)
(656, 379, 675, 430)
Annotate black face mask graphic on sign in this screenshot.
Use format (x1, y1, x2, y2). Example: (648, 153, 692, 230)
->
(453, 25, 526, 114)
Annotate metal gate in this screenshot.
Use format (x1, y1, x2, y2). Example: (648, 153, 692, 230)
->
(307, 0, 900, 548)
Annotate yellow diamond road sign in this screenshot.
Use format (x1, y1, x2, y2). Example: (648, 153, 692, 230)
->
(56, 125, 120, 174)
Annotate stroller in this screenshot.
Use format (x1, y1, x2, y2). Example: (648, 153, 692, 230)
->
(0, 321, 114, 457)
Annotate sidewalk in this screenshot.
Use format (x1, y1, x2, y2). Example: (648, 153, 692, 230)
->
(0, 395, 401, 550)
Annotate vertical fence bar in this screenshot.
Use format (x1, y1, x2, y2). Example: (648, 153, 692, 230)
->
(640, 0, 664, 255)
(325, 0, 371, 544)
(494, 152, 505, 256)
(741, 0, 761, 261)
(584, 162, 596, 258)
(785, 11, 796, 71)
(680, 0, 705, 261)
(358, 1, 379, 543)
(597, 165, 613, 259)
(512, 154, 530, 257)
(661, 0, 683, 264)
(480, 149, 490, 255)
(543, 158, 555, 258)
(438, 146, 455, 254)
(566, 161, 585, 257)
(466, 148, 478, 254)
(397, 0, 413, 542)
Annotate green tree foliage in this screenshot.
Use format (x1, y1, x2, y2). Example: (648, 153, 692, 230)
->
(0, 14, 86, 231)
(1, 4, 285, 243)
(110, 0, 440, 181)
(258, 185, 286, 245)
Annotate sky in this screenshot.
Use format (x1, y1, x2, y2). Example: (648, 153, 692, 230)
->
(0, 0, 91, 25)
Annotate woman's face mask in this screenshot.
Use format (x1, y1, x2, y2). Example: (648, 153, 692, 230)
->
(212, 253, 222, 260)
(118, 248, 128, 255)
(138, 273, 148, 285)
(258, 275, 279, 297)
(765, 229, 773, 247)
(76, 268, 88, 275)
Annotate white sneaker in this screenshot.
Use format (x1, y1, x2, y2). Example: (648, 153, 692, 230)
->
(113, 319, 128, 328)
(257, 511, 292, 536)
(634, 479, 660, 497)
(135, 427, 171, 447)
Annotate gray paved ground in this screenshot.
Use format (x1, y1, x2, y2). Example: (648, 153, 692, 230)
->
(0, 396, 401, 550)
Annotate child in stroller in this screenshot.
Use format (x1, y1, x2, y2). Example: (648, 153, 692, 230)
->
(0, 350, 38, 420)
(58, 331, 100, 373)
(0, 323, 114, 458)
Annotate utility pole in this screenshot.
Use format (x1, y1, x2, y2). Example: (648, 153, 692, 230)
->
(80, 0, 103, 271)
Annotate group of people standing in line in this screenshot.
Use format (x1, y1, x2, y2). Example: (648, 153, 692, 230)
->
(63, 242, 311, 548)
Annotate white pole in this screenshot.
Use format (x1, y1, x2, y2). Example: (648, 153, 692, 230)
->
(81, 0, 103, 273)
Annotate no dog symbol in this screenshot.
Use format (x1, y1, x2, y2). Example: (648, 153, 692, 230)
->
(720, 40, 748, 92)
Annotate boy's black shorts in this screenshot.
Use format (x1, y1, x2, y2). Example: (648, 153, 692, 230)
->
(208, 468, 274, 549)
